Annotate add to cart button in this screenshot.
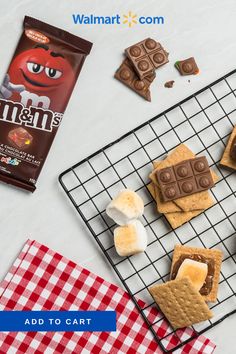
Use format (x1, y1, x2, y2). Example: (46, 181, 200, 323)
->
(0, 311, 116, 332)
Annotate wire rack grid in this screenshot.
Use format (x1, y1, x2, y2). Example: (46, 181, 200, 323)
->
(59, 69, 236, 353)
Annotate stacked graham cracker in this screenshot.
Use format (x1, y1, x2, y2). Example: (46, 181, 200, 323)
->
(148, 144, 219, 229)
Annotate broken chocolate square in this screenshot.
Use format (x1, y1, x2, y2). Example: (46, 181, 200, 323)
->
(115, 58, 156, 101)
(175, 57, 199, 76)
(8, 127, 33, 149)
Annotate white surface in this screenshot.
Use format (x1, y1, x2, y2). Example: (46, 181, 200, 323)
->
(0, 0, 235, 352)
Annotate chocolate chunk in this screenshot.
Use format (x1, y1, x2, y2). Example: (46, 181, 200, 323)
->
(125, 38, 169, 79)
(170, 254, 215, 296)
(175, 57, 199, 76)
(8, 127, 33, 149)
(115, 58, 155, 101)
(230, 136, 236, 161)
(156, 156, 214, 202)
(164, 80, 175, 88)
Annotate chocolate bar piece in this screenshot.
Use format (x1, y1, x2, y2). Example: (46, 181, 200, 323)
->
(115, 58, 155, 101)
(8, 127, 33, 149)
(125, 38, 169, 79)
(175, 57, 199, 76)
(156, 156, 214, 202)
(230, 136, 236, 161)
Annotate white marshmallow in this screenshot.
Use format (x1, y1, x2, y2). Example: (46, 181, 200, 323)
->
(114, 220, 147, 257)
(106, 189, 144, 225)
(176, 259, 208, 292)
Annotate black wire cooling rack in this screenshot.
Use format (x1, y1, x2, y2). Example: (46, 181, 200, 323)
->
(59, 69, 236, 353)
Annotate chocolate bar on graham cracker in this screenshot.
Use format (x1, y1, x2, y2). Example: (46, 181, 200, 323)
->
(220, 125, 236, 171)
(149, 277, 213, 329)
(170, 245, 222, 302)
(148, 144, 218, 229)
(150, 144, 218, 212)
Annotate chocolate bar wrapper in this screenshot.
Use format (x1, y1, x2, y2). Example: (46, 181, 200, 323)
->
(0, 16, 92, 191)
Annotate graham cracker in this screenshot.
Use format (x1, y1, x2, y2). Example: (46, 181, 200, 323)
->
(147, 182, 155, 200)
(165, 209, 203, 229)
(170, 245, 222, 302)
(151, 144, 218, 212)
(152, 144, 195, 170)
(149, 277, 213, 329)
(220, 126, 236, 171)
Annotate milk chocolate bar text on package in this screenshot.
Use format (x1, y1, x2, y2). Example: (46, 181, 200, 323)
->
(0, 16, 92, 191)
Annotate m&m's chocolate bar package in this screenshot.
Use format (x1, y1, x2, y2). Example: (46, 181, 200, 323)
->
(0, 16, 92, 191)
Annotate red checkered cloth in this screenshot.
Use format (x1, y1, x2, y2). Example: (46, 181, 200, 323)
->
(0, 240, 216, 354)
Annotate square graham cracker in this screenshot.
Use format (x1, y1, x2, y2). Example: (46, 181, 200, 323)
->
(150, 144, 218, 212)
(170, 245, 222, 302)
(149, 277, 213, 329)
(220, 126, 236, 171)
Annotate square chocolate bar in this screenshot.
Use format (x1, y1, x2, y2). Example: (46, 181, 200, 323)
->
(156, 156, 214, 202)
(125, 38, 169, 79)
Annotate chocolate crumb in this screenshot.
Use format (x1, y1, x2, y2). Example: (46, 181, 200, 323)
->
(164, 80, 175, 88)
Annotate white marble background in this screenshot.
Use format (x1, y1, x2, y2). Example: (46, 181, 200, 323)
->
(0, 0, 236, 352)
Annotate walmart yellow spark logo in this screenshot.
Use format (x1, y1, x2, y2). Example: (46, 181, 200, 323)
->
(123, 11, 138, 28)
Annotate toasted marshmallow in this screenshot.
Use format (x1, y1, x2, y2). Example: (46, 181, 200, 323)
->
(106, 189, 144, 225)
(176, 259, 208, 292)
(114, 220, 147, 257)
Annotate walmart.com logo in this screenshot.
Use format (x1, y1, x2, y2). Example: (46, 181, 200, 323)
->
(72, 11, 164, 27)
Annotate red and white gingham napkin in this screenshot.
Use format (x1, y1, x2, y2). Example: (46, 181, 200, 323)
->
(0, 240, 215, 354)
